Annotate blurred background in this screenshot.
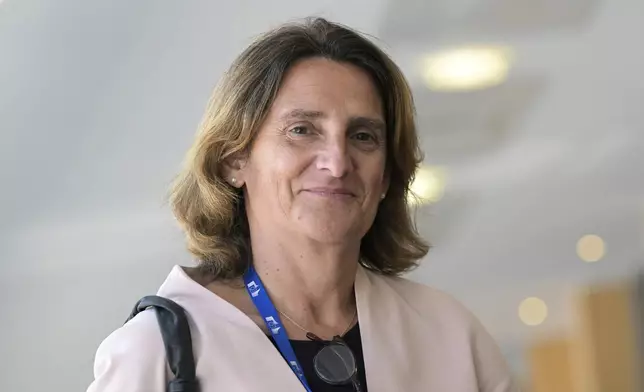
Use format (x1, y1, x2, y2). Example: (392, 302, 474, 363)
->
(1, 0, 643, 391)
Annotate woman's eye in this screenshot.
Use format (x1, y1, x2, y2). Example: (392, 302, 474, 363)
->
(289, 126, 310, 135)
(353, 131, 375, 142)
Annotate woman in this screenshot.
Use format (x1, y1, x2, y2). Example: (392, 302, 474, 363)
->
(87, 18, 517, 392)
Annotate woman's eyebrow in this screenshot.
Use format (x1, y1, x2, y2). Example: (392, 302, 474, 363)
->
(278, 109, 385, 132)
(348, 117, 386, 133)
(278, 109, 325, 122)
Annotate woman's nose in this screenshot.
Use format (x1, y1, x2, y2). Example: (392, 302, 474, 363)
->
(315, 137, 354, 178)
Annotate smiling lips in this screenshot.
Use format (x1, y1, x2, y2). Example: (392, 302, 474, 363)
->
(302, 187, 355, 198)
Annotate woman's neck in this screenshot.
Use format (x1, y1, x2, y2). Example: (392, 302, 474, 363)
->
(250, 234, 360, 339)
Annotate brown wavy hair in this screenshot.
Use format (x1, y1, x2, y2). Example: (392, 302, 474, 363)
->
(170, 17, 429, 280)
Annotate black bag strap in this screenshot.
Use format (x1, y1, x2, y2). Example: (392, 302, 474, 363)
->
(127, 295, 199, 392)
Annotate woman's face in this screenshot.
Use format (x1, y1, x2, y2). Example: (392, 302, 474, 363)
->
(233, 57, 389, 244)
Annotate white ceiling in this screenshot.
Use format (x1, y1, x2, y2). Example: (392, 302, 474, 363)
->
(1, 0, 643, 389)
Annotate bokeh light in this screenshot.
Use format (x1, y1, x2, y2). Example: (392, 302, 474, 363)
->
(576, 234, 606, 263)
(408, 166, 446, 205)
(519, 297, 548, 326)
(421, 46, 513, 91)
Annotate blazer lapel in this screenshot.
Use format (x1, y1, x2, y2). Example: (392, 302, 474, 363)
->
(355, 267, 421, 392)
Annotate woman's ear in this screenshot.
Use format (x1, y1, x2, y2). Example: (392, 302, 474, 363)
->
(222, 154, 247, 188)
(380, 167, 391, 201)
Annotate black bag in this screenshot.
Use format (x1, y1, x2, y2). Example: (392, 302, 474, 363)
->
(127, 296, 199, 392)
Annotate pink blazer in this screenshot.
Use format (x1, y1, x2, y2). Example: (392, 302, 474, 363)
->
(87, 265, 518, 391)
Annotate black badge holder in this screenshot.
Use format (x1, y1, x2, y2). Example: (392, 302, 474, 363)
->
(127, 296, 199, 392)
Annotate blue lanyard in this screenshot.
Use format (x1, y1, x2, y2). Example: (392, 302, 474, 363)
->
(243, 265, 312, 392)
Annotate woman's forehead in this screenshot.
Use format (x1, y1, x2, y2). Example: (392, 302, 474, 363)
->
(267, 60, 383, 122)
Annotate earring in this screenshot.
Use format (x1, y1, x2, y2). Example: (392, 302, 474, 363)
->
(380, 193, 386, 200)
(231, 177, 237, 185)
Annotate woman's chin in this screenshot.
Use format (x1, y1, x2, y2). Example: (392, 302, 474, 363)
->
(297, 219, 362, 244)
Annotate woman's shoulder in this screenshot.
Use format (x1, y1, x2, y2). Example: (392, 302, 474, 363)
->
(367, 270, 479, 326)
(366, 271, 518, 391)
(97, 309, 166, 356)
(87, 310, 168, 392)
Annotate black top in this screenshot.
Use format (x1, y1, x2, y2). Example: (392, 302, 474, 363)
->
(269, 323, 368, 392)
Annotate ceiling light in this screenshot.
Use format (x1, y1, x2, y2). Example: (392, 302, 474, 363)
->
(519, 297, 548, 326)
(576, 234, 605, 263)
(408, 166, 445, 206)
(421, 46, 513, 91)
